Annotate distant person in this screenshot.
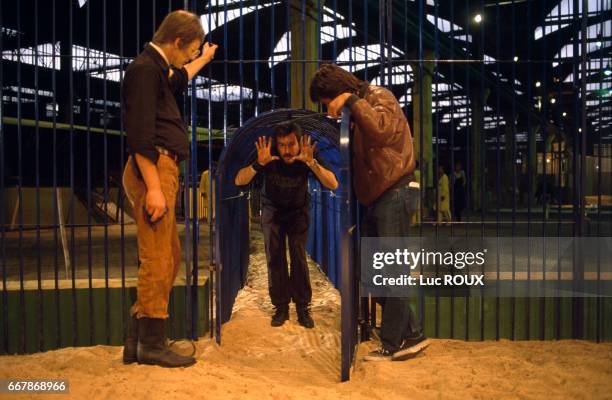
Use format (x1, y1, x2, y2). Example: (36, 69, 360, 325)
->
(199, 169, 215, 221)
(234, 122, 338, 329)
(411, 161, 421, 227)
(310, 63, 428, 362)
(122, 10, 217, 368)
(453, 162, 466, 222)
(437, 165, 451, 223)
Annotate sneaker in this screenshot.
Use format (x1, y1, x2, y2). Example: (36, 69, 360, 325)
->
(392, 335, 429, 361)
(271, 307, 289, 327)
(297, 308, 315, 329)
(363, 347, 393, 362)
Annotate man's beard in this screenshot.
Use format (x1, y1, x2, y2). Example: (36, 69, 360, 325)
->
(282, 154, 295, 163)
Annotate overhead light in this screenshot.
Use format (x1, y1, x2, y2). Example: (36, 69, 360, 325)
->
(578, 128, 582, 132)
(535, 81, 541, 88)
(513, 56, 519, 62)
(604, 66, 612, 77)
(550, 98, 556, 104)
(474, 14, 482, 23)
(562, 111, 567, 117)
(596, 41, 603, 48)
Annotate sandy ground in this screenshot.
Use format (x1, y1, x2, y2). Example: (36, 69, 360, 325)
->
(1, 231, 611, 400)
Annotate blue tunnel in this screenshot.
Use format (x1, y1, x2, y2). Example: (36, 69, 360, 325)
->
(213, 109, 346, 326)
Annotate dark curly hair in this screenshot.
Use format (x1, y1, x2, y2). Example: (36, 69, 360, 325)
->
(309, 64, 363, 102)
(272, 121, 303, 139)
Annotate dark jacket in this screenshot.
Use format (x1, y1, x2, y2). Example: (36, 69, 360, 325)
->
(347, 84, 416, 206)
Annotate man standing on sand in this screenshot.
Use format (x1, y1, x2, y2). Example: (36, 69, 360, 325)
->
(122, 10, 217, 368)
(310, 64, 429, 362)
(235, 122, 338, 329)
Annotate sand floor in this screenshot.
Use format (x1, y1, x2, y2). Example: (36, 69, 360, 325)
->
(1, 231, 611, 399)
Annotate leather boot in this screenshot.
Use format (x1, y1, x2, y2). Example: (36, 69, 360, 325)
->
(271, 306, 289, 327)
(122, 314, 139, 364)
(136, 318, 196, 368)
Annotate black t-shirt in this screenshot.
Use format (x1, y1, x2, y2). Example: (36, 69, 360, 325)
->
(260, 154, 329, 210)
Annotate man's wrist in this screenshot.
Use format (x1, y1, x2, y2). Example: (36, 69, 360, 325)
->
(252, 161, 264, 172)
(343, 94, 360, 109)
(306, 159, 318, 169)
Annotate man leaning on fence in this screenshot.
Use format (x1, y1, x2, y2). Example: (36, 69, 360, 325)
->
(121, 10, 217, 368)
(310, 64, 429, 362)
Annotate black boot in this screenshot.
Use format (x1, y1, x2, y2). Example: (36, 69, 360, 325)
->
(271, 306, 289, 327)
(297, 306, 314, 329)
(122, 314, 139, 364)
(137, 318, 196, 368)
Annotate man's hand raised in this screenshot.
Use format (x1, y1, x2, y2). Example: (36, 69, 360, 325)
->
(255, 136, 279, 166)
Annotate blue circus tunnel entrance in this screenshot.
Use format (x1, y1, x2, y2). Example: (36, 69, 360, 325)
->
(213, 109, 359, 381)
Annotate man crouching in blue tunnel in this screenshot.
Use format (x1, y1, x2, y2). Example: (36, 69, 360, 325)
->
(234, 122, 338, 329)
(310, 64, 429, 362)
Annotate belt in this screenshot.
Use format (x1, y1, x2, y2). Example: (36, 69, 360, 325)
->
(388, 172, 417, 191)
(155, 146, 178, 162)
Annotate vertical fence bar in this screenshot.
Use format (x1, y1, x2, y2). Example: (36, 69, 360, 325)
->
(188, 0, 199, 341)
(463, 0, 470, 341)
(0, 0, 7, 354)
(348, 0, 353, 75)
(430, 0, 440, 338)
(378, 0, 384, 87)
(69, 0, 78, 348)
(240, 0, 245, 122)
(207, 0, 215, 339)
(86, 0, 94, 346)
(301, 0, 306, 109)
(595, 0, 603, 343)
(449, 0, 455, 339)
(495, 0, 501, 341)
(52, 0, 61, 350)
(285, 0, 290, 106)
(544, 0, 567, 340)
(254, 0, 260, 116)
(119, 0, 127, 346)
(332, 0, 337, 62)
(510, 0, 517, 341)
(363, 0, 368, 83)
(16, 0, 25, 353)
(539, 0, 548, 341)
(577, 0, 588, 339)
(34, 0, 43, 352)
(385, 0, 392, 88)
(526, 0, 532, 340)
(103, 0, 110, 345)
(270, 0, 275, 109)
(478, 0, 485, 342)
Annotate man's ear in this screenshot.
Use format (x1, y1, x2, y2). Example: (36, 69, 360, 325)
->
(174, 38, 183, 49)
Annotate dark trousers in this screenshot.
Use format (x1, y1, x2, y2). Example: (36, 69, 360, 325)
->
(362, 183, 423, 353)
(261, 205, 312, 310)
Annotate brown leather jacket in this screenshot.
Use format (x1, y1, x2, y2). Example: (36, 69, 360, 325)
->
(347, 84, 416, 206)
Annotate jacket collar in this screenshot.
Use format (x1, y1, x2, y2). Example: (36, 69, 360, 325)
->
(143, 43, 170, 75)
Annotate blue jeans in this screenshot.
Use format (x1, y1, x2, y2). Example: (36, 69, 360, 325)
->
(362, 182, 423, 352)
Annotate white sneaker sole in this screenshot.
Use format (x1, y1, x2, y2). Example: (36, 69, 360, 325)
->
(363, 354, 393, 362)
(391, 339, 430, 361)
